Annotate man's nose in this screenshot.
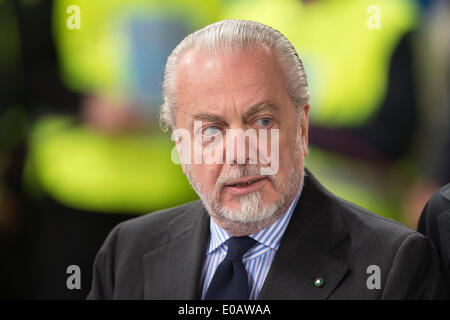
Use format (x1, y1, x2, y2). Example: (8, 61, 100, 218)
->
(230, 157, 251, 165)
(225, 128, 258, 165)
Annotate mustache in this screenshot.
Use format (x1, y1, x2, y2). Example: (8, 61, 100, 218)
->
(214, 165, 274, 192)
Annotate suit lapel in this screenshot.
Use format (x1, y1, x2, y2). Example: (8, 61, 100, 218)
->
(258, 171, 349, 299)
(143, 202, 210, 299)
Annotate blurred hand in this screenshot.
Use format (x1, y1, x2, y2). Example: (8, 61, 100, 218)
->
(81, 94, 147, 134)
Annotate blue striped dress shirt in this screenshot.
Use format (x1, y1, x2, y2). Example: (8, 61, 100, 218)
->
(200, 188, 302, 300)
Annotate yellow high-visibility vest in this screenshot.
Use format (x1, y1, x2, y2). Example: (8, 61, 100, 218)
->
(23, 0, 220, 213)
(24, 115, 199, 213)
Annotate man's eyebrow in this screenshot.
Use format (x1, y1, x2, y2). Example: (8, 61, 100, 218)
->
(190, 101, 278, 125)
(191, 112, 227, 124)
(243, 101, 279, 119)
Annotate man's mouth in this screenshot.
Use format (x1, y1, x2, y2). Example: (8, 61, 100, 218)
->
(224, 176, 268, 195)
(226, 177, 263, 186)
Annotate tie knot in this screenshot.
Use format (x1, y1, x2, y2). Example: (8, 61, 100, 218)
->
(225, 236, 257, 262)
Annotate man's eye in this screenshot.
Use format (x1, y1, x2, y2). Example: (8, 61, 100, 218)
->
(203, 125, 221, 136)
(256, 118, 272, 127)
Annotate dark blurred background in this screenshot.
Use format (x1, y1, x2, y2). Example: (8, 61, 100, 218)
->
(0, 0, 448, 299)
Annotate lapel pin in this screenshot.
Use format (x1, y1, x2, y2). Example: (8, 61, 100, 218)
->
(314, 277, 324, 288)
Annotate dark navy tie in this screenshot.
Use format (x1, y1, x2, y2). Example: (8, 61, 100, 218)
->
(204, 236, 257, 300)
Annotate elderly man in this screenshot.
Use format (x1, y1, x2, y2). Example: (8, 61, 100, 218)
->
(88, 20, 446, 299)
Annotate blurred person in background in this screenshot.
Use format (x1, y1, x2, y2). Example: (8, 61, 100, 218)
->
(413, 0, 450, 295)
(403, 0, 450, 228)
(417, 183, 450, 293)
(0, 0, 218, 299)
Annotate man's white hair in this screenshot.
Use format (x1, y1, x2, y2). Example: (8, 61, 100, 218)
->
(160, 19, 309, 130)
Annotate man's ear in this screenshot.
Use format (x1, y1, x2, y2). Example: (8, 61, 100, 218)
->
(301, 104, 310, 157)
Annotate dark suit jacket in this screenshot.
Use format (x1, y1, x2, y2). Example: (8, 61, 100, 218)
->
(418, 183, 450, 292)
(87, 170, 447, 299)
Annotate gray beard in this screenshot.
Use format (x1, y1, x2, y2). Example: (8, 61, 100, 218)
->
(184, 142, 305, 233)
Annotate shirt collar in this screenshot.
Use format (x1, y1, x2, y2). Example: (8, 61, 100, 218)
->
(207, 187, 302, 254)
